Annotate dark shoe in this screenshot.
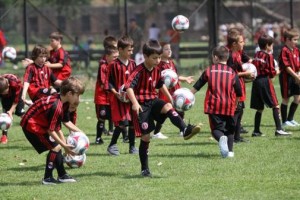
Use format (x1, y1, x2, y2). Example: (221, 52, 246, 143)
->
(129, 146, 138, 154)
(234, 137, 250, 143)
(122, 136, 129, 143)
(240, 127, 249, 134)
(95, 137, 104, 145)
(103, 128, 108, 135)
(252, 131, 264, 137)
(42, 177, 59, 185)
(141, 169, 152, 177)
(275, 130, 292, 136)
(183, 124, 201, 140)
(57, 174, 76, 183)
(107, 144, 120, 156)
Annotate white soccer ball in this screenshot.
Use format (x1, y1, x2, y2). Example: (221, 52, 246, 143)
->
(2, 47, 17, 60)
(64, 153, 86, 168)
(0, 113, 12, 131)
(172, 88, 195, 112)
(118, 84, 130, 103)
(161, 69, 179, 89)
(67, 132, 90, 155)
(171, 15, 189, 32)
(242, 63, 257, 82)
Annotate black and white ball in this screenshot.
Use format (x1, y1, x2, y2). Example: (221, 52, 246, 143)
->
(171, 15, 189, 33)
(67, 132, 90, 155)
(64, 153, 86, 168)
(172, 88, 195, 112)
(242, 63, 257, 82)
(118, 84, 130, 103)
(161, 69, 178, 89)
(0, 113, 12, 131)
(2, 47, 17, 60)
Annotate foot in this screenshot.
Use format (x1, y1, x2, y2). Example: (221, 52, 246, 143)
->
(234, 137, 250, 143)
(275, 130, 292, 136)
(290, 120, 300, 126)
(240, 127, 249, 134)
(107, 144, 120, 156)
(183, 124, 201, 140)
(0, 135, 7, 144)
(152, 132, 168, 139)
(95, 137, 104, 145)
(42, 177, 59, 185)
(141, 169, 152, 177)
(122, 136, 129, 143)
(219, 136, 229, 158)
(252, 131, 264, 137)
(282, 121, 296, 128)
(227, 151, 234, 158)
(57, 174, 76, 183)
(179, 131, 183, 137)
(129, 146, 138, 154)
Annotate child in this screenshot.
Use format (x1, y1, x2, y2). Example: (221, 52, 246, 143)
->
(153, 42, 194, 139)
(125, 40, 200, 177)
(46, 32, 72, 82)
(278, 28, 300, 127)
(251, 34, 291, 136)
(94, 45, 119, 144)
(0, 74, 25, 144)
(21, 45, 61, 104)
(20, 76, 85, 185)
(191, 46, 242, 158)
(106, 36, 137, 155)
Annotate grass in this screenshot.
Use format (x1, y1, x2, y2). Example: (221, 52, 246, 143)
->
(0, 69, 300, 199)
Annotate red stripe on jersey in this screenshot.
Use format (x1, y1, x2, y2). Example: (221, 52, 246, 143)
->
(253, 51, 276, 78)
(94, 56, 110, 105)
(268, 78, 278, 105)
(279, 46, 300, 73)
(48, 47, 72, 80)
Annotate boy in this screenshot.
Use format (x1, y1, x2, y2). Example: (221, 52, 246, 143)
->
(278, 28, 300, 127)
(0, 74, 25, 144)
(191, 46, 242, 158)
(125, 40, 200, 177)
(94, 45, 119, 144)
(153, 42, 194, 139)
(21, 45, 61, 104)
(106, 36, 137, 155)
(251, 34, 291, 136)
(46, 32, 72, 82)
(20, 76, 85, 185)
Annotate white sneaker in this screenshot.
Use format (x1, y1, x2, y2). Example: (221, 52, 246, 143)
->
(218, 136, 229, 158)
(283, 121, 296, 127)
(290, 120, 300, 126)
(228, 152, 234, 158)
(152, 132, 168, 139)
(275, 130, 292, 136)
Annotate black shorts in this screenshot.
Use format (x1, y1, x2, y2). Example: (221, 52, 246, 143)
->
(95, 104, 111, 120)
(279, 73, 300, 98)
(250, 77, 279, 110)
(132, 98, 168, 135)
(208, 114, 235, 135)
(1, 92, 25, 117)
(22, 128, 58, 154)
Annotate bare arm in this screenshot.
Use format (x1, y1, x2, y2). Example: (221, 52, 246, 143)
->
(63, 121, 82, 133)
(45, 61, 63, 69)
(126, 87, 143, 115)
(48, 130, 74, 155)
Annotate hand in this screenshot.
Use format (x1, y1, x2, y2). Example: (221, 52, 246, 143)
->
(21, 58, 33, 67)
(63, 144, 76, 156)
(6, 111, 13, 120)
(185, 76, 195, 84)
(132, 103, 143, 115)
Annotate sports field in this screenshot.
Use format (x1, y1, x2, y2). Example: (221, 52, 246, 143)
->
(0, 65, 300, 199)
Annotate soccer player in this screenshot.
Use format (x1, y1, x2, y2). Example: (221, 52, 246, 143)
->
(20, 77, 85, 185)
(0, 74, 25, 144)
(106, 36, 137, 155)
(21, 45, 61, 104)
(153, 42, 194, 139)
(191, 46, 242, 158)
(251, 34, 291, 136)
(94, 45, 119, 144)
(125, 40, 200, 177)
(278, 28, 300, 128)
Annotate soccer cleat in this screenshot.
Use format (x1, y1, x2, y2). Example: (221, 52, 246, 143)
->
(252, 131, 264, 137)
(58, 174, 76, 183)
(122, 136, 129, 143)
(219, 136, 229, 158)
(141, 169, 152, 177)
(183, 124, 201, 140)
(152, 132, 168, 139)
(95, 137, 104, 145)
(107, 144, 120, 156)
(275, 130, 292, 136)
(282, 121, 296, 127)
(290, 120, 300, 126)
(42, 177, 59, 185)
(240, 127, 249, 134)
(0, 135, 8, 144)
(129, 146, 138, 154)
(234, 137, 250, 143)
(227, 152, 235, 158)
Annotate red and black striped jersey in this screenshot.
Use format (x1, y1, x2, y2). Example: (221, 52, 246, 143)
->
(124, 63, 164, 103)
(0, 74, 22, 104)
(278, 45, 300, 73)
(94, 56, 110, 105)
(48, 47, 72, 80)
(252, 51, 276, 78)
(20, 94, 63, 135)
(193, 63, 242, 116)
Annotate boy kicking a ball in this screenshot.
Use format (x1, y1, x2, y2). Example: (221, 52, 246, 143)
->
(124, 40, 200, 177)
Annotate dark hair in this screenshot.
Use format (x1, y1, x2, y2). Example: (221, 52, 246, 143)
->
(104, 45, 118, 55)
(212, 46, 229, 62)
(143, 40, 162, 57)
(258, 34, 274, 50)
(117, 35, 133, 49)
(103, 36, 117, 48)
(283, 28, 299, 41)
(60, 76, 85, 96)
(49, 32, 63, 41)
(0, 77, 8, 94)
(31, 45, 48, 60)
(227, 29, 241, 48)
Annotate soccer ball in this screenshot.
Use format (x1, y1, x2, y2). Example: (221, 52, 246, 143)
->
(172, 88, 195, 112)
(67, 132, 90, 155)
(161, 69, 179, 89)
(0, 113, 12, 131)
(64, 153, 86, 168)
(242, 63, 257, 82)
(2, 47, 17, 60)
(171, 15, 189, 32)
(118, 84, 130, 103)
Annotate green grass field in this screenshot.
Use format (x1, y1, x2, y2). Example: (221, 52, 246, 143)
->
(0, 68, 300, 199)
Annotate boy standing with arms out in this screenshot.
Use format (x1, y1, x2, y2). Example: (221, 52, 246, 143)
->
(251, 34, 291, 136)
(278, 28, 300, 127)
(106, 36, 137, 155)
(191, 46, 242, 158)
(20, 77, 85, 185)
(0, 74, 25, 144)
(125, 40, 200, 177)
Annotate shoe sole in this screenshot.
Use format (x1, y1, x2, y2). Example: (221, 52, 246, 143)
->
(183, 126, 201, 140)
(58, 179, 76, 183)
(107, 150, 120, 156)
(42, 181, 57, 185)
(219, 136, 229, 158)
